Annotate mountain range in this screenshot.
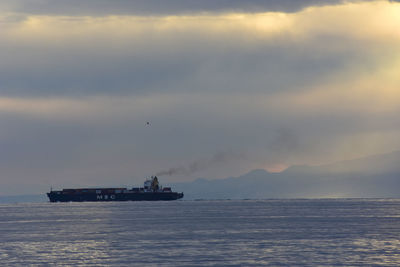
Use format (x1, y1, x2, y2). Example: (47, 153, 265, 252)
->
(172, 151, 400, 199)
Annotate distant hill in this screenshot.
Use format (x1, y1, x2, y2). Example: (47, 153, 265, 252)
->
(173, 151, 400, 199)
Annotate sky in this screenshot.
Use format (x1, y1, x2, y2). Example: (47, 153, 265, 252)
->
(1, 0, 400, 194)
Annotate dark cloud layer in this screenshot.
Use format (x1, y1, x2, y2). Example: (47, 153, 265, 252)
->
(6, 0, 351, 16)
(0, 34, 368, 97)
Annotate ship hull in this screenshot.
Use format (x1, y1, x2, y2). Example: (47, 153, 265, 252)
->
(47, 192, 184, 202)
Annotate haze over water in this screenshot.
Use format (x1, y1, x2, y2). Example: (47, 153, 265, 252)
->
(1, 199, 400, 266)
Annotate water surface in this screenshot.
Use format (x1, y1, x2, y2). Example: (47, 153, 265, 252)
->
(1, 199, 400, 266)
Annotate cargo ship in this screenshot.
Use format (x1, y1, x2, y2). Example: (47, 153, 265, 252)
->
(47, 176, 184, 202)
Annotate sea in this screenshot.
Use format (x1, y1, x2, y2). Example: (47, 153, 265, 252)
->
(1, 199, 400, 266)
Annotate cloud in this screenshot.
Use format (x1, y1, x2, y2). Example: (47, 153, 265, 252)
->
(2, 0, 353, 16)
(1, 1, 400, 194)
(2, 1, 399, 98)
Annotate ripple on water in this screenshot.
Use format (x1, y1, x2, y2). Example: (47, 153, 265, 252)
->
(0, 199, 399, 266)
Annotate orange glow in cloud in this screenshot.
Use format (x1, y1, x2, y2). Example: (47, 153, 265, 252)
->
(265, 164, 288, 173)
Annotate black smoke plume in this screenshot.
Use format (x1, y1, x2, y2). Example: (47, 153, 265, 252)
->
(156, 150, 245, 176)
